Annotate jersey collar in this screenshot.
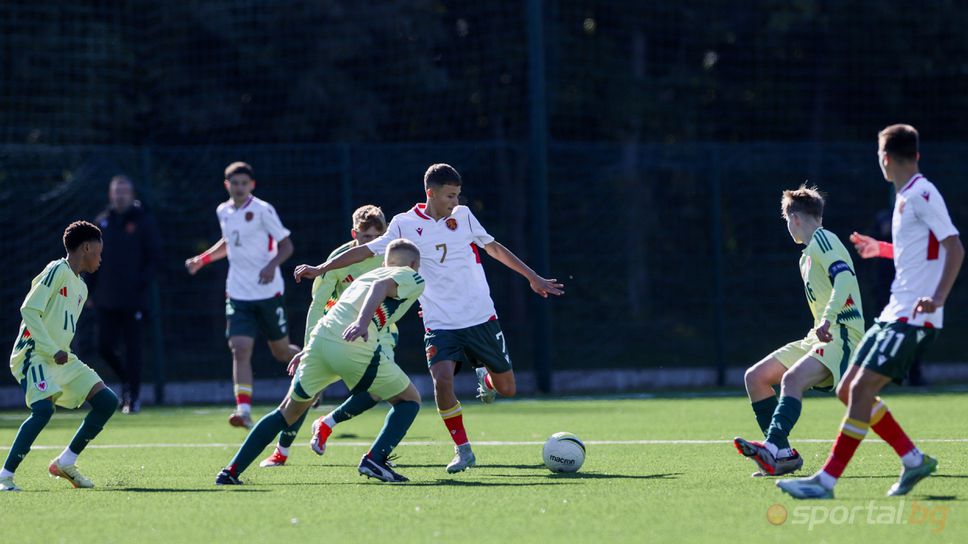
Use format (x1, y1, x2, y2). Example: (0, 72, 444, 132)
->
(412, 203, 432, 220)
(900, 173, 924, 194)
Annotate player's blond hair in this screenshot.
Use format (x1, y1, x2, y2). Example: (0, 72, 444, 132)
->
(385, 239, 420, 266)
(352, 204, 387, 233)
(781, 185, 825, 220)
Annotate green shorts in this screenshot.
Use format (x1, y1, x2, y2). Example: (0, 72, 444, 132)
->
(15, 353, 102, 409)
(425, 319, 513, 374)
(770, 324, 863, 391)
(853, 321, 939, 384)
(290, 334, 410, 402)
(226, 295, 289, 341)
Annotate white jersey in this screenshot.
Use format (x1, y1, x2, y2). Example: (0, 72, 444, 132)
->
(366, 204, 496, 330)
(217, 195, 291, 301)
(879, 174, 959, 327)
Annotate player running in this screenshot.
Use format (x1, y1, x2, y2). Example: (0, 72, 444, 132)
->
(778, 124, 964, 499)
(259, 204, 391, 467)
(734, 186, 865, 476)
(294, 164, 564, 473)
(216, 239, 425, 484)
(1, 222, 119, 491)
(185, 162, 300, 430)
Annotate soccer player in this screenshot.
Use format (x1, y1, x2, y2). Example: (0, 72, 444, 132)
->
(1, 222, 119, 492)
(294, 164, 564, 473)
(259, 204, 389, 467)
(733, 187, 865, 476)
(216, 239, 426, 484)
(185, 162, 300, 429)
(778, 124, 964, 499)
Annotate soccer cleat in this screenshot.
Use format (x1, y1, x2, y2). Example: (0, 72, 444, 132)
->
(228, 410, 253, 430)
(774, 450, 804, 476)
(48, 459, 94, 489)
(215, 467, 243, 485)
(358, 454, 409, 483)
(122, 400, 141, 415)
(475, 367, 496, 404)
(887, 454, 938, 496)
(259, 448, 288, 468)
(446, 443, 477, 473)
(0, 475, 21, 492)
(310, 417, 333, 456)
(776, 475, 834, 499)
(733, 437, 778, 476)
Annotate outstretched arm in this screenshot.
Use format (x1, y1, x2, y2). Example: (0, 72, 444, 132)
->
(849, 232, 893, 259)
(185, 238, 227, 275)
(482, 241, 564, 298)
(913, 235, 964, 318)
(342, 278, 399, 342)
(293, 245, 375, 284)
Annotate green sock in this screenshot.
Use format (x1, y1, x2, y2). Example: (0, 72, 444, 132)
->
(228, 410, 287, 474)
(334, 392, 378, 423)
(67, 388, 119, 455)
(765, 396, 802, 452)
(751, 396, 779, 436)
(369, 401, 419, 463)
(3, 398, 54, 473)
(278, 410, 308, 449)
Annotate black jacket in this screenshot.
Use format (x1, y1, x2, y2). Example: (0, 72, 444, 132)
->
(87, 201, 164, 311)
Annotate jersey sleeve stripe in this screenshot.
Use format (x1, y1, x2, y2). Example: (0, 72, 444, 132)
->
(42, 262, 61, 287)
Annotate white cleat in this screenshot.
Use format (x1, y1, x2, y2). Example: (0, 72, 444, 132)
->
(475, 367, 496, 404)
(48, 459, 94, 489)
(446, 443, 477, 473)
(0, 475, 21, 492)
(776, 474, 833, 499)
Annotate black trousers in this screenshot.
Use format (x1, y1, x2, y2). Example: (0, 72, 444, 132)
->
(97, 307, 144, 403)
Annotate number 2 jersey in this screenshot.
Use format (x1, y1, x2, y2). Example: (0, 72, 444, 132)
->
(10, 259, 88, 377)
(880, 174, 960, 328)
(800, 228, 865, 337)
(365, 204, 497, 330)
(217, 195, 291, 301)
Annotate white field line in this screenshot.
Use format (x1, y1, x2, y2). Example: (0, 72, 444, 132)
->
(2, 438, 968, 450)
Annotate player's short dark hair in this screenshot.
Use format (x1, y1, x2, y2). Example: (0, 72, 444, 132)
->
(424, 163, 462, 189)
(352, 204, 386, 232)
(63, 221, 102, 252)
(878, 124, 919, 161)
(224, 161, 255, 180)
(781, 185, 825, 220)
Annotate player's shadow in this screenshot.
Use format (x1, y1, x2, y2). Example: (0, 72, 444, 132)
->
(497, 472, 682, 481)
(109, 487, 269, 493)
(394, 463, 545, 470)
(404, 479, 575, 487)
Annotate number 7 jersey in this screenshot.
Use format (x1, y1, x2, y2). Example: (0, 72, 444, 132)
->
(366, 204, 497, 330)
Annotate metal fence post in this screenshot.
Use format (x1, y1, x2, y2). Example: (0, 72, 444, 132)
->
(142, 145, 167, 404)
(527, 0, 552, 393)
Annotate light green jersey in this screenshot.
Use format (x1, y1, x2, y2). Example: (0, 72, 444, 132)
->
(799, 228, 865, 335)
(304, 241, 385, 345)
(310, 266, 424, 352)
(10, 259, 88, 376)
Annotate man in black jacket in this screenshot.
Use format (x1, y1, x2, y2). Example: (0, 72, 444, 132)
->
(88, 175, 163, 413)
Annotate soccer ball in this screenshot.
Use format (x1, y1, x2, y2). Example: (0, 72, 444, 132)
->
(542, 432, 585, 473)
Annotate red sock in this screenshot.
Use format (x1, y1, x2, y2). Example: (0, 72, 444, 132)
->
(439, 403, 469, 446)
(236, 393, 252, 406)
(821, 418, 869, 478)
(871, 411, 916, 457)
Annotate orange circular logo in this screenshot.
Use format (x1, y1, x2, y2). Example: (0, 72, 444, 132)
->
(767, 504, 788, 525)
